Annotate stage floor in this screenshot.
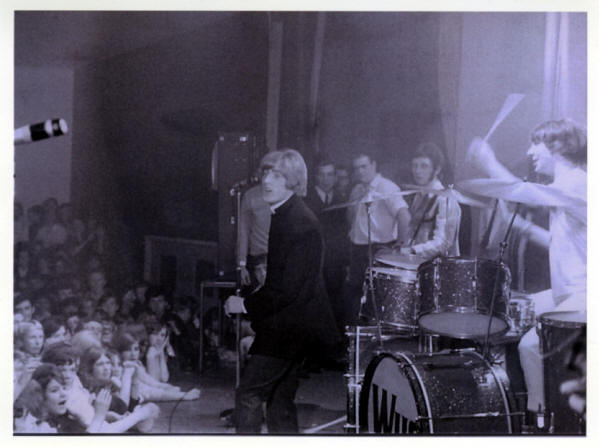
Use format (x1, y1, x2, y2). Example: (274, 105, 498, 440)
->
(150, 361, 347, 434)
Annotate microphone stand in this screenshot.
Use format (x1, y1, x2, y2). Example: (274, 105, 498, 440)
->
(364, 201, 384, 349)
(232, 185, 244, 388)
(482, 202, 520, 359)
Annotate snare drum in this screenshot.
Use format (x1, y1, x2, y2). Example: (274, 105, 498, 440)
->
(540, 311, 586, 434)
(418, 257, 511, 339)
(360, 249, 426, 332)
(359, 349, 519, 434)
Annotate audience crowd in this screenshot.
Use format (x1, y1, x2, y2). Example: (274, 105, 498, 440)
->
(13, 198, 202, 433)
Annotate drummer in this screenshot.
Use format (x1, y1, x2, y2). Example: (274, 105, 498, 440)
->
(399, 142, 461, 258)
(468, 119, 587, 420)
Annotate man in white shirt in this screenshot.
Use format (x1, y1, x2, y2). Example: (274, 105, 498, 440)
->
(346, 153, 411, 325)
(468, 119, 587, 422)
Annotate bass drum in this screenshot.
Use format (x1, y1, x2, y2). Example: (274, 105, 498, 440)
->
(359, 349, 519, 434)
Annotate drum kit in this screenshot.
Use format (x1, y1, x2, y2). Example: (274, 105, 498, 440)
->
(328, 178, 587, 435)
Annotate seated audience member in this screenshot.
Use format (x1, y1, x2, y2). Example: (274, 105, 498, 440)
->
(82, 320, 103, 343)
(142, 286, 174, 325)
(14, 242, 32, 290)
(70, 329, 102, 358)
(32, 295, 53, 322)
(14, 202, 29, 245)
(78, 346, 160, 432)
(98, 291, 120, 320)
(41, 317, 70, 348)
(35, 198, 68, 249)
(15, 294, 35, 322)
(14, 347, 41, 402)
(79, 298, 97, 321)
(15, 363, 89, 433)
(27, 204, 44, 242)
(112, 332, 200, 402)
(85, 270, 108, 304)
(64, 313, 82, 339)
(99, 318, 117, 347)
(15, 321, 45, 362)
(145, 323, 173, 382)
(169, 296, 201, 371)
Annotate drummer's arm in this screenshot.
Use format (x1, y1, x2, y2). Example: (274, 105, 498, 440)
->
(494, 200, 551, 249)
(515, 217, 551, 249)
(467, 137, 520, 182)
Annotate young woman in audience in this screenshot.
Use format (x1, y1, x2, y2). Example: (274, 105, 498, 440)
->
(78, 346, 160, 432)
(15, 362, 117, 433)
(112, 332, 200, 402)
(145, 322, 173, 382)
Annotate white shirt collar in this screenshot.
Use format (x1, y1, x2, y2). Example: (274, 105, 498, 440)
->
(269, 193, 293, 214)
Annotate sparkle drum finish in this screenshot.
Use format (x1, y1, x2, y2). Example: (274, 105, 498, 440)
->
(418, 257, 511, 339)
(361, 250, 426, 333)
(359, 349, 519, 434)
(506, 291, 535, 336)
(344, 326, 418, 433)
(540, 311, 586, 434)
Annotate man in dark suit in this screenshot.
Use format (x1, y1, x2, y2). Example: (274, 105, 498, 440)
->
(305, 158, 349, 333)
(224, 149, 340, 433)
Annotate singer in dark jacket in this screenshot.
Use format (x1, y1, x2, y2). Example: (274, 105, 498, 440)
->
(224, 149, 340, 433)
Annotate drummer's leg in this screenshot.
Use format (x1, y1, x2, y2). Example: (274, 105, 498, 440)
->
(555, 292, 586, 312)
(518, 327, 544, 412)
(518, 289, 554, 413)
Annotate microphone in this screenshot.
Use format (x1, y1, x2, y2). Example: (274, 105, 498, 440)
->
(14, 118, 68, 145)
(229, 176, 260, 195)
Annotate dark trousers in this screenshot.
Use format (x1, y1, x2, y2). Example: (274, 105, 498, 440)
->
(235, 354, 302, 433)
(345, 242, 393, 326)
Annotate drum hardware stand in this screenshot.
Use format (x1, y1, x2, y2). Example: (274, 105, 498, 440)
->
(364, 200, 384, 349)
(482, 203, 520, 360)
(344, 325, 363, 433)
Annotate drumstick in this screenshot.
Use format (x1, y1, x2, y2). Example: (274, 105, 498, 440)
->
(483, 93, 525, 142)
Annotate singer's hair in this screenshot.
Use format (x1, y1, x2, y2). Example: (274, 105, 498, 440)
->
(260, 149, 308, 197)
(531, 119, 587, 166)
(412, 142, 445, 171)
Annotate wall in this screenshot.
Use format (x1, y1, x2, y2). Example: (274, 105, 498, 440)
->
(314, 12, 448, 184)
(70, 14, 269, 244)
(14, 66, 74, 212)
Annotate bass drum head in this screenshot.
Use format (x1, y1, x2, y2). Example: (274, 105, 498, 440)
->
(359, 350, 517, 434)
(359, 353, 422, 434)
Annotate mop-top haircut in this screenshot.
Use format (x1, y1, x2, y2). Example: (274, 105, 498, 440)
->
(413, 142, 445, 171)
(260, 148, 308, 197)
(531, 119, 587, 166)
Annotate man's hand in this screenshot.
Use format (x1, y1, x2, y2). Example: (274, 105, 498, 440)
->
(239, 266, 251, 286)
(224, 295, 246, 316)
(466, 137, 498, 176)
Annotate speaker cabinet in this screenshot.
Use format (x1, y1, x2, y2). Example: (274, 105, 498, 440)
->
(213, 132, 256, 276)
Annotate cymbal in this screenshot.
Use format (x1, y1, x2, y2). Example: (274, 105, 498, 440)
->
(457, 178, 586, 208)
(400, 184, 491, 208)
(322, 189, 419, 211)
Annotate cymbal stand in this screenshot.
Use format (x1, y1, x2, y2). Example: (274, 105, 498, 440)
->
(364, 201, 384, 349)
(482, 202, 520, 359)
